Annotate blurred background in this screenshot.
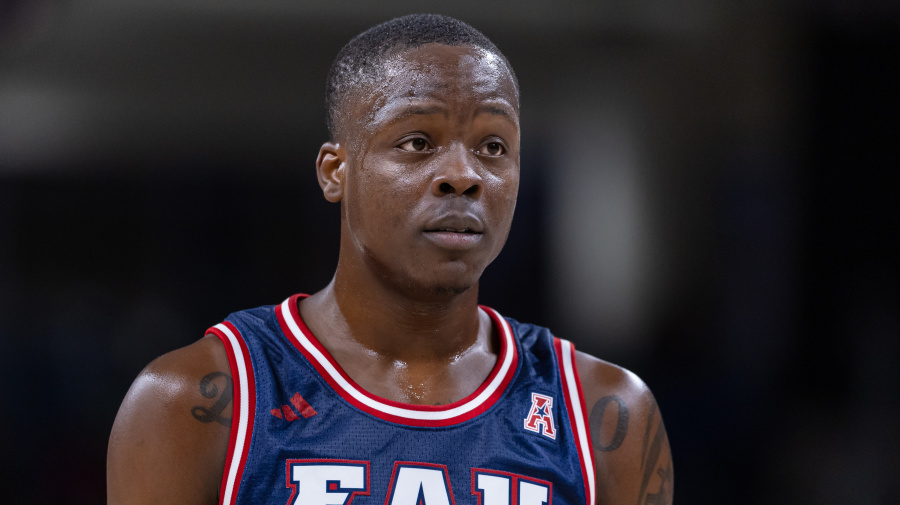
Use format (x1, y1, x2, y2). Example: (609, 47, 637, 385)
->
(1, 0, 898, 503)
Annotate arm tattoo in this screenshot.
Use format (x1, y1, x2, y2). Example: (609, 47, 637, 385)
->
(637, 401, 673, 505)
(191, 371, 233, 427)
(589, 395, 630, 452)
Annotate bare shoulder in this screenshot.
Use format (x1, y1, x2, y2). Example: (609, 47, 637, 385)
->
(107, 335, 233, 505)
(574, 351, 674, 505)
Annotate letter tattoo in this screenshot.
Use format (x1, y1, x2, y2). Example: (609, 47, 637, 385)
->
(637, 400, 673, 505)
(191, 371, 233, 427)
(589, 395, 629, 452)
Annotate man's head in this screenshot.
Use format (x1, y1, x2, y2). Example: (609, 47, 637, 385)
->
(317, 15, 520, 300)
(325, 13, 519, 143)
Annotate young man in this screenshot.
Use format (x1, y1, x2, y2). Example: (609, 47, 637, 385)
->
(108, 14, 672, 505)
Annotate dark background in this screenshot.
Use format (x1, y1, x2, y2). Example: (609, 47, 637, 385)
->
(1, 1, 898, 503)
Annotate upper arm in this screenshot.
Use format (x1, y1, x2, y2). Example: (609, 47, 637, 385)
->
(575, 351, 673, 505)
(107, 335, 233, 505)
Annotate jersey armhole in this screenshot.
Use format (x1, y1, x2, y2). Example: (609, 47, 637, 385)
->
(553, 337, 597, 505)
(207, 322, 256, 505)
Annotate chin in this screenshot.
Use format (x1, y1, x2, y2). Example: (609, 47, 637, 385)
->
(397, 267, 478, 299)
(427, 281, 475, 296)
(421, 261, 486, 296)
(363, 246, 484, 299)
(395, 268, 481, 301)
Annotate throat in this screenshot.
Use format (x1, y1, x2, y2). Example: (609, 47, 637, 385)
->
(324, 310, 500, 406)
(299, 281, 501, 406)
(339, 350, 497, 406)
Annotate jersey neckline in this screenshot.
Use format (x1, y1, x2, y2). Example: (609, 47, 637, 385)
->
(274, 293, 520, 427)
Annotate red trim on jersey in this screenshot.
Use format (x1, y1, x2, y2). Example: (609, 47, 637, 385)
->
(275, 293, 519, 427)
(284, 459, 371, 505)
(554, 337, 594, 505)
(384, 461, 457, 505)
(470, 468, 554, 505)
(569, 346, 596, 457)
(208, 322, 256, 505)
(208, 325, 239, 503)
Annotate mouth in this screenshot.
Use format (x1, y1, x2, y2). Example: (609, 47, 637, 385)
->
(423, 229, 484, 250)
(428, 227, 482, 234)
(422, 216, 485, 249)
(423, 214, 484, 234)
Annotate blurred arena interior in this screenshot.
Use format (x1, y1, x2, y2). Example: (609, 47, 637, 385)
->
(1, 1, 898, 504)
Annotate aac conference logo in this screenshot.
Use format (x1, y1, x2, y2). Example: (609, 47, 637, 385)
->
(523, 392, 556, 439)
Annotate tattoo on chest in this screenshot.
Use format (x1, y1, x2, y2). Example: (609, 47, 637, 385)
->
(191, 371, 233, 427)
(589, 395, 630, 452)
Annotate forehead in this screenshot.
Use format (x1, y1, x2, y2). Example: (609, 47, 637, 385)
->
(382, 44, 516, 99)
(340, 44, 519, 139)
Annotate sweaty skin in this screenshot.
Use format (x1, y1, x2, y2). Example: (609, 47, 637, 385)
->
(107, 44, 672, 505)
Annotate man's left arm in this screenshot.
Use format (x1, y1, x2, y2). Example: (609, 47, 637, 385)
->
(575, 351, 674, 505)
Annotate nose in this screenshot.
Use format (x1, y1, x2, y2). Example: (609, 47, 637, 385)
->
(431, 144, 483, 198)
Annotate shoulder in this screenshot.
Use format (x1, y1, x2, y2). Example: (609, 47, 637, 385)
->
(574, 350, 674, 505)
(574, 351, 653, 418)
(107, 335, 233, 505)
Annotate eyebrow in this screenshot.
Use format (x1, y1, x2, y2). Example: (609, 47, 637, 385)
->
(397, 105, 447, 119)
(476, 104, 518, 122)
(371, 100, 518, 128)
(371, 102, 447, 128)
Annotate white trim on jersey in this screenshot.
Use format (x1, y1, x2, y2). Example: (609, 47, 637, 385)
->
(559, 339, 596, 505)
(279, 298, 516, 422)
(215, 322, 252, 505)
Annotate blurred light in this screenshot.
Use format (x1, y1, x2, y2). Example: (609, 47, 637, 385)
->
(548, 96, 654, 354)
(0, 83, 89, 171)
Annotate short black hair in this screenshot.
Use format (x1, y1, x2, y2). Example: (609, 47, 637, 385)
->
(325, 13, 518, 141)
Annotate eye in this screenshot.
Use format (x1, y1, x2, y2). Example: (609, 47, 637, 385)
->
(397, 137, 432, 152)
(477, 141, 506, 157)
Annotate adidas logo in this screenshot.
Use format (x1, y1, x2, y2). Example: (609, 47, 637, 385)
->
(271, 392, 317, 421)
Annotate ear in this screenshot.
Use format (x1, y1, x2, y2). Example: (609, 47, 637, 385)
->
(316, 142, 346, 203)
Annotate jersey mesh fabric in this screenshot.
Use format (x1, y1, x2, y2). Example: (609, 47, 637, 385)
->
(212, 297, 589, 505)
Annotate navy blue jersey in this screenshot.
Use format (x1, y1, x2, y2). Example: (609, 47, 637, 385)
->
(207, 294, 595, 505)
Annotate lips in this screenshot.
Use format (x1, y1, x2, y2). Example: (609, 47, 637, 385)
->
(432, 227, 479, 233)
(422, 214, 485, 249)
(423, 214, 484, 234)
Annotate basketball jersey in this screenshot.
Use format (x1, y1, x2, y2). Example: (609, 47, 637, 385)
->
(206, 294, 596, 505)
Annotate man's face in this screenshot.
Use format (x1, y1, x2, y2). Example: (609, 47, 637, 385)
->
(335, 43, 520, 298)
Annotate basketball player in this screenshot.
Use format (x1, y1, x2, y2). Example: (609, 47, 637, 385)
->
(108, 14, 672, 505)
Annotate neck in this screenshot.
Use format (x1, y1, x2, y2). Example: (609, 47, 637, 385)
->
(299, 247, 500, 406)
(302, 263, 483, 363)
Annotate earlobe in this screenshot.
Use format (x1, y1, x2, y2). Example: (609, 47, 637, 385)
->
(316, 142, 345, 203)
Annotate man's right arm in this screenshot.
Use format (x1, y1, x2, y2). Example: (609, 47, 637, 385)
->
(107, 335, 233, 505)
